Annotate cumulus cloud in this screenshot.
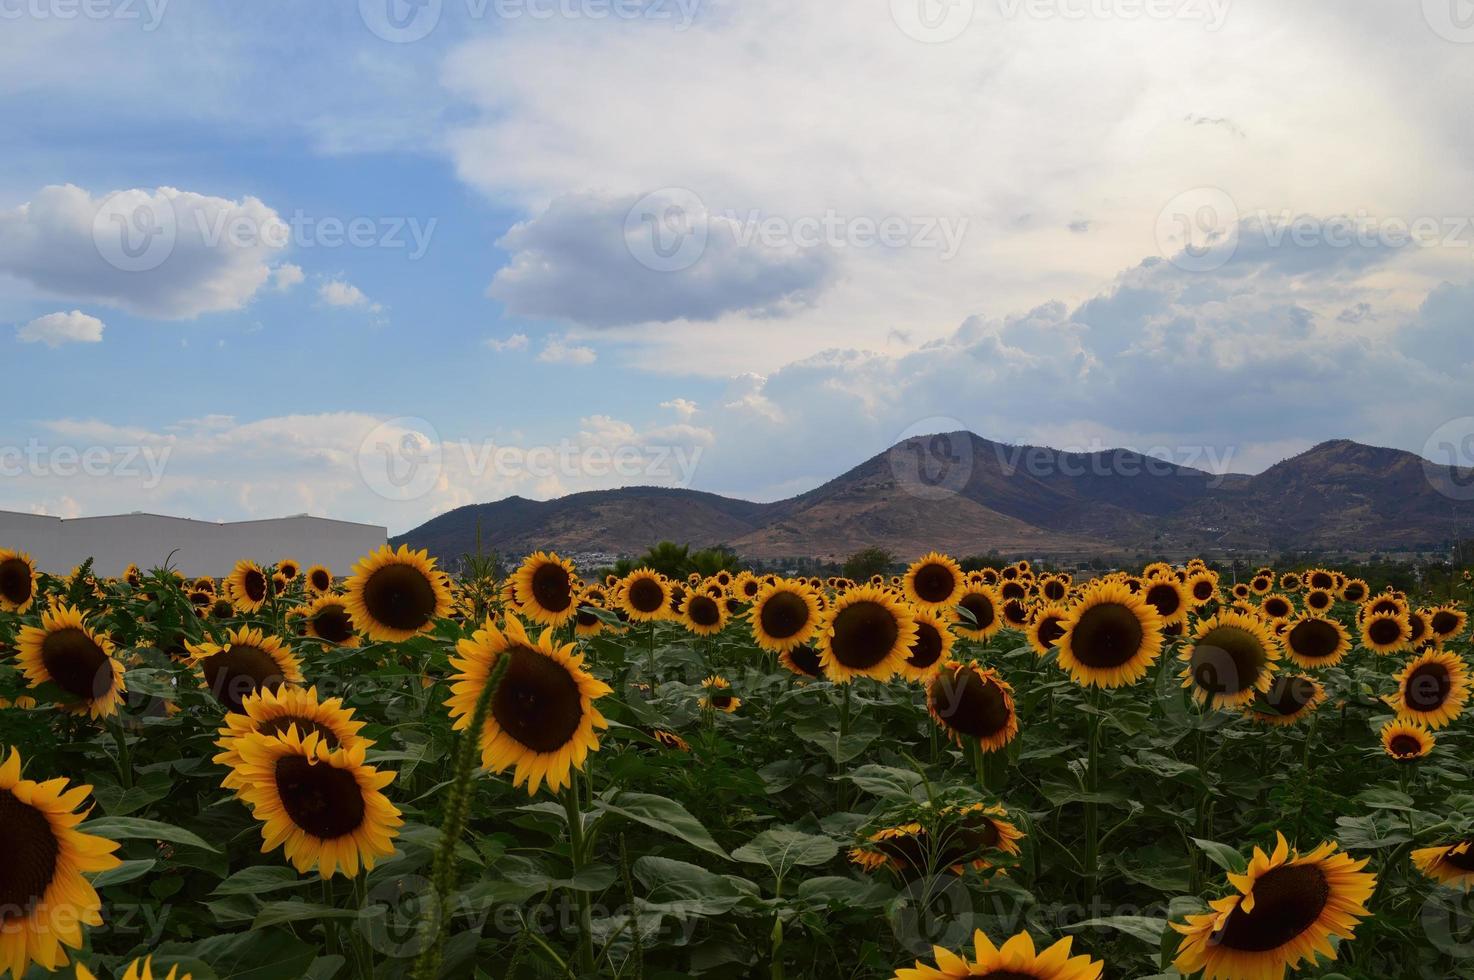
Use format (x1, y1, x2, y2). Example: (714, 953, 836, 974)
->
(271, 263, 305, 290)
(484, 333, 529, 352)
(317, 278, 382, 313)
(0, 184, 288, 319)
(17, 310, 104, 347)
(660, 398, 699, 421)
(537, 336, 597, 365)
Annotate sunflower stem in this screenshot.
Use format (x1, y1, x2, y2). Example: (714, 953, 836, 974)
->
(109, 718, 133, 790)
(1083, 686, 1102, 902)
(562, 780, 597, 975)
(413, 652, 511, 980)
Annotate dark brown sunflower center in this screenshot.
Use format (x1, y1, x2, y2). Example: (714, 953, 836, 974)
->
(707, 690, 734, 709)
(274, 755, 365, 839)
(311, 606, 355, 644)
(1259, 675, 1317, 716)
(310, 570, 332, 591)
(1405, 662, 1453, 712)
(1407, 615, 1427, 645)
(1288, 619, 1340, 661)
(40, 627, 115, 701)
(1443, 843, 1474, 872)
(829, 601, 900, 669)
(1034, 615, 1066, 649)
(0, 789, 60, 923)
(932, 668, 1011, 737)
(785, 646, 824, 678)
(1342, 584, 1366, 602)
(0, 559, 33, 605)
(1307, 591, 1331, 609)
(626, 577, 665, 614)
(576, 606, 601, 629)
(759, 591, 811, 640)
(912, 563, 957, 604)
(1216, 863, 1329, 953)
(1068, 602, 1145, 668)
(1431, 610, 1462, 636)
(742, 580, 760, 598)
(212, 599, 235, 619)
(242, 569, 267, 602)
(1309, 573, 1334, 590)
(1192, 580, 1215, 601)
(362, 564, 437, 631)
(1371, 599, 1402, 616)
(1189, 626, 1268, 698)
(685, 596, 722, 628)
(1367, 618, 1403, 647)
(259, 715, 341, 748)
(957, 592, 996, 632)
(906, 622, 945, 670)
(202, 644, 288, 712)
(1043, 580, 1066, 601)
(530, 563, 573, 613)
(1144, 583, 1181, 618)
(1262, 598, 1291, 619)
(1389, 734, 1425, 757)
(492, 647, 584, 752)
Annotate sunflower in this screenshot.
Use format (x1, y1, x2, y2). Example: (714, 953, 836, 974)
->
(1278, 571, 1303, 592)
(446, 615, 611, 795)
(1381, 720, 1435, 760)
(1387, 649, 1469, 729)
(1282, 615, 1351, 669)
(903, 552, 965, 613)
(950, 584, 1003, 642)
(1406, 608, 1432, 649)
(230, 728, 401, 878)
(0, 549, 38, 613)
(699, 675, 741, 713)
(1306, 569, 1337, 591)
(213, 685, 368, 796)
(1179, 610, 1281, 709)
(746, 580, 820, 654)
(75, 956, 191, 980)
(899, 609, 954, 682)
(680, 593, 728, 636)
(511, 551, 578, 628)
(619, 570, 669, 623)
(928, 663, 1018, 752)
(227, 559, 271, 613)
(342, 545, 452, 643)
(651, 729, 690, 752)
(734, 573, 762, 602)
(818, 585, 916, 684)
(1338, 578, 1369, 604)
(1259, 594, 1294, 622)
(278, 559, 301, 582)
(187, 627, 304, 713)
(1243, 674, 1326, 727)
(1360, 610, 1411, 655)
(305, 565, 334, 595)
(892, 929, 1103, 980)
(778, 645, 825, 680)
(1172, 833, 1373, 980)
(1366, 593, 1409, 618)
(13, 605, 127, 718)
(0, 748, 121, 978)
(1055, 581, 1164, 689)
(1186, 570, 1220, 607)
(854, 804, 1024, 880)
(1143, 575, 1191, 627)
(1412, 840, 1474, 892)
(301, 595, 361, 648)
(1249, 575, 1273, 595)
(123, 563, 143, 589)
(1026, 604, 1069, 657)
(1427, 604, 1469, 645)
(573, 593, 607, 638)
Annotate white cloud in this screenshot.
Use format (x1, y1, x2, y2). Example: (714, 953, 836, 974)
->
(271, 263, 305, 291)
(17, 310, 104, 348)
(0, 184, 288, 319)
(660, 398, 699, 421)
(484, 333, 529, 352)
(317, 278, 382, 313)
(537, 336, 597, 365)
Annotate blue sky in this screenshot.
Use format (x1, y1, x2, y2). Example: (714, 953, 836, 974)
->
(2, 1, 1473, 533)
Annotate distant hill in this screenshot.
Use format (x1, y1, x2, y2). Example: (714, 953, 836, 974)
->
(393, 435, 1474, 563)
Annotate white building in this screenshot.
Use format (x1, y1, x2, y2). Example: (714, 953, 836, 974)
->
(0, 510, 387, 578)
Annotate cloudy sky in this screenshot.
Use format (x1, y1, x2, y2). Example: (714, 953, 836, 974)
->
(2, 1, 1473, 533)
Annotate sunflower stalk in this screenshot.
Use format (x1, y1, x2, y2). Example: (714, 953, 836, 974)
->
(413, 652, 511, 980)
(562, 777, 597, 976)
(1083, 687, 1103, 901)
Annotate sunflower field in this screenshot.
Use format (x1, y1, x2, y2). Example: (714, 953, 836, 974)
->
(0, 544, 1472, 980)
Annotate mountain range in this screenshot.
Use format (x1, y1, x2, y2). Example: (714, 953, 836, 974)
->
(393, 435, 1474, 564)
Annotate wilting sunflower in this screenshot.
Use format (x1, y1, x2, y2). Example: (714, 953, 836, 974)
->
(227, 559, 271, 613)
(1055, 581, 1164, 689)
(680, 593, 728, 636)
(342, 545, 452, 643)
(853, 803, 1024, 880)
(892, 929, 1103, 980)
(187, 627, 304, 713)
(1259, 594, 1294, 622)
(750, 579, 822, 654)
(13, 605, 127, 718)
(1427, 604, 1469, 645)
(818, 585, 917, 684)
(651, 729, 690, 752)
(699, 675, 741, 713)
(231, 728, 401, 878)
(0, 549, 38, 613)
(1143, 575, 1190, 627)
(950, 584, 1003, 642)
(619, 570, 670, 623)
(446, 615, 611, 795)
(928, 663, 1017, 752)
(0, 748, 121, 978)
(305, 564, 334, 595)
(1387, 649, 1469, 729)
(1381, 720, 1435, 760)
(1185, 570, 1220, 608)
(214, 685, 368, 796)
(898, 609, 954, 682)
(1179, 610, 1281, 709)
(1412, 840, 1474, 892)
(1243, 674, 1326, 727)
(512, 551, 579, 628)
(903, 552, 965, 613)
(300, 595, 360, 648)
(1026, 604, 1069, 657)
(1172, 833, 1374, 980)
(1283, 615, 1352, 669)
(1360, 610, 1411, 655)
(779, 645, 825, 680)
